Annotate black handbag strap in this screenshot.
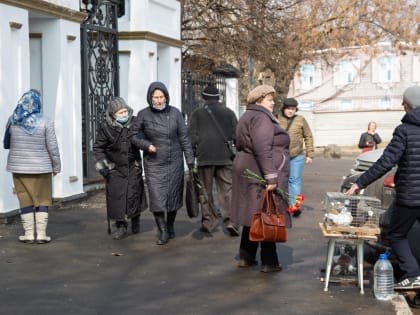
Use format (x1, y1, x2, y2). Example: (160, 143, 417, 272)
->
(285, 115, 296, 131)
(204, 105, 235, 156)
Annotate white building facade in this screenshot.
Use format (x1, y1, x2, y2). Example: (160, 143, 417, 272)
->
(0, 0, 182, 220)
(287, 43, 420, 148)
(118, 0, 182, 113)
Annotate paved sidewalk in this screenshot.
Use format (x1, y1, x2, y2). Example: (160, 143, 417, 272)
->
(0, 157, 414, 315)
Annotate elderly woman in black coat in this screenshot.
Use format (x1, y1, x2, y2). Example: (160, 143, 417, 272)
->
(93, 97, 147, 240)
(231, 85, 292, 273)
(130, 82, 195, 245)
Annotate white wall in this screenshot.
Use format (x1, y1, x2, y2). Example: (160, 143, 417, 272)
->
(119, 39, 157, 112)
(225, 78, 239, 116)
(157, 44, 182, 110)
(119, 52, 130, 103)
(120, 0, 180, 40)
(0, 4, 30, 213)
(298, 110, 404, 147)
(118, 0, 182, 113)
(30, 18, 84, 199)
(0, 0, 181, 216)
(0, 3, 84, 216)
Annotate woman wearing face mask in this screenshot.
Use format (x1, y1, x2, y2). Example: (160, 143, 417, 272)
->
(130, 82, 194, 245)
(93, 96, 147, 240)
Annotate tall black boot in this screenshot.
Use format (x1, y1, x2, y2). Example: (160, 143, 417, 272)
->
(154, 212, 169, 245)
(167, 211, 177, 239)
(131, 215, 140, 234)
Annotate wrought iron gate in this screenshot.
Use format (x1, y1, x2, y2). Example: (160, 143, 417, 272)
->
(81, 0, 121, 179)
(181, 71, 226, 122)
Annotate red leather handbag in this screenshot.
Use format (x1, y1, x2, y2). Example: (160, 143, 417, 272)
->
(250, 189, 287, 242)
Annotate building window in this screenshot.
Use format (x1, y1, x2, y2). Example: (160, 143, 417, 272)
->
(379, 57, 392, 82)
(379, 96, 391, 109)
(300, 64, 315, 89)
(339, 61, 355, 85)
(339, 99, 353, 110)
(299, 101, 313, 111)
(373, 56, 400, 83)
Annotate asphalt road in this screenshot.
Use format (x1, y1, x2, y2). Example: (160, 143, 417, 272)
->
(0, 157, 414, 315)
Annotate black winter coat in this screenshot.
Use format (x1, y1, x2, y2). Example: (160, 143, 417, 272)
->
(130, 82, 195, 213)
(93, 114, 147, 221)
(188, 100, 238, 166)
(358, 132, 382, 149)
(356, 107, 420, 207)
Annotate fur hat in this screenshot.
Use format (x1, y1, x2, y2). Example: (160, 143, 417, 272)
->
(202, 84, 220, 100)
(246, 85, 275, 104)
(403, 86, 420, 109)
(283, 98, 298, 107)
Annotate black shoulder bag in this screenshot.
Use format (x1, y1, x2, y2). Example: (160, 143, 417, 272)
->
(204, 105, 237, 159)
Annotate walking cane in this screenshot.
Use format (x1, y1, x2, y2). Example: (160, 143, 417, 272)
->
(105, 178, 111, 234)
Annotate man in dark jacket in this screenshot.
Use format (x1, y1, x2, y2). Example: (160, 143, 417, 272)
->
(346, 85, 420, 289)
(188, 84, 239, 236)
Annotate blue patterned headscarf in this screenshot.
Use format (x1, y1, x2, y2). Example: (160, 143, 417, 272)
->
(11, 89, 42, 134)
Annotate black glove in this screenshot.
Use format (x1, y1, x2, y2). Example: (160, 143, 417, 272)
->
(99, 168, 110, 178)
(188, 163, 195, 170)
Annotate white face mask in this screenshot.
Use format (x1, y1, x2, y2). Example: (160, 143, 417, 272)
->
(116, 115, 129, 124)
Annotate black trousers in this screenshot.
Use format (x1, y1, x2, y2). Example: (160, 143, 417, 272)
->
(239, 226, 279, 266)
(389, 202, 420, 280)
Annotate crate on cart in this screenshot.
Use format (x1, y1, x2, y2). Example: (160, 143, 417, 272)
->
(323, 192, 384, 235)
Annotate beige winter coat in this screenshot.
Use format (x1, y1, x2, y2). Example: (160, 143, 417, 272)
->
(278, 114, 314, 159)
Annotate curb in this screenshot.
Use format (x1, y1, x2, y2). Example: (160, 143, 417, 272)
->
(393, 293, 414, 315)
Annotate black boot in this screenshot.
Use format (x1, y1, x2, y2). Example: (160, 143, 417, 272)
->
(131, 215, 140, 234)
(167, 211, 177, 239)
(113, 221, 127, 240)
(154, 213, 169, 245)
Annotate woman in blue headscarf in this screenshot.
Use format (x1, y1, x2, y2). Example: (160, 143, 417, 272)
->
(6, 89, 61, 244)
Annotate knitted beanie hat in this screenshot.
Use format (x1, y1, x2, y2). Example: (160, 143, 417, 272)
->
(403, 86, 420, 109)
(107, 96, 129, 115)
(202, 85, 220, 100)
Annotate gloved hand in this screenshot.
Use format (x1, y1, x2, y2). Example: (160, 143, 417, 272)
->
(188, 164, 195, 171)
(99, 168, 110, 178)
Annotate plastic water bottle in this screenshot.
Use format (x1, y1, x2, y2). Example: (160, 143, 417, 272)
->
(374, 253, 394, 301)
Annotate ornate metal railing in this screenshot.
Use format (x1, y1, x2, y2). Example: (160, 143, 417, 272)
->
(80, 0, 120, 178)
